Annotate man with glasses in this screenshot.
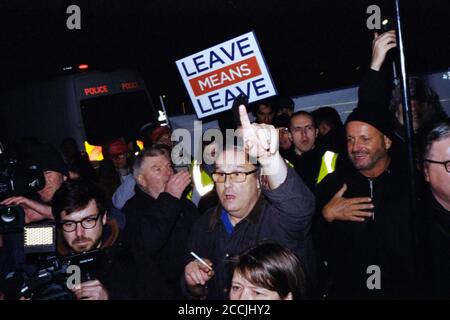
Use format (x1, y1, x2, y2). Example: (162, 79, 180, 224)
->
(421, 118, 450, 298)
(288, 111, 321, 191)
(1, 145, 69, 282)
(52, 178, 165, 299)
(287, 110, 341, 194)
(183, 104, 315, 300)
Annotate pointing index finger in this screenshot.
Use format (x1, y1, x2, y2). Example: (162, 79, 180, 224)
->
(239, 105, 252, 130)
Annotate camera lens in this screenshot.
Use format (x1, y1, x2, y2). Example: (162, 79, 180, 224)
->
(1, 206, 17, 223)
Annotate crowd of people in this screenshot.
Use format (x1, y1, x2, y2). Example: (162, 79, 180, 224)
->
(0, 30, 449, 300)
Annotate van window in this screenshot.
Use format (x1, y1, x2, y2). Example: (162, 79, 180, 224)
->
(80, 91, 156, 145)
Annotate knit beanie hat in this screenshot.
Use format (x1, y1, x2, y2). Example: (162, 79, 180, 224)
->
(346, 106, 396, 140)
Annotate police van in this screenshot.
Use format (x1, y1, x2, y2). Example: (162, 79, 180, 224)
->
(0, 68, 159, 160)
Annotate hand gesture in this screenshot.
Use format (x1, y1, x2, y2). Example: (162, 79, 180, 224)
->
(370, 30, 397, 71)
(322, 184, 373, 222)
(164, 171, 191, 199)
(185, 258, 214, 287)
(239, 105, 278, 161)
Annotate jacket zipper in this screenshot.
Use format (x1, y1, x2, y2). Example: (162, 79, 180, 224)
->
(368, 178, 374, 220)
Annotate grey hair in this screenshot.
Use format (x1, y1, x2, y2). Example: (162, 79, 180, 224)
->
(132, 144, 171, 179)
(422, 118, 450, 160)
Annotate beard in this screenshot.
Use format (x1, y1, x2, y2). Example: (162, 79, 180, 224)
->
(351, 149, 384, 171)
(70, 235, 102, 253)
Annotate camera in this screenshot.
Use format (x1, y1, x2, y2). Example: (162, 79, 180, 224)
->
(0, 205, 25, 233)
(0, 143, 45, 233)
(19, 249, 106, 300)
(0, 223, 107, 300)
(0, 146, 46, 200)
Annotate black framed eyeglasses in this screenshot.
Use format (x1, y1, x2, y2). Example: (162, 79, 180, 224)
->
(424, 159, 450, 173)
(60, 215, 101, 232)
(211, 169, 258, 183)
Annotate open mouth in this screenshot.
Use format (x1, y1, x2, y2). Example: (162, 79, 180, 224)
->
(224, 194, 236, 201)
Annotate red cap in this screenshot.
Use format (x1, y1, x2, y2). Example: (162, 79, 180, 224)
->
(151, 126, 171, 143)
(107, 139, 128, 156)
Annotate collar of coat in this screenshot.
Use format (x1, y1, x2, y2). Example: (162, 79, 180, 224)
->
(349, 155, 400, 182)
(208, 195, 267, 232)
(135, 183, 155, 200)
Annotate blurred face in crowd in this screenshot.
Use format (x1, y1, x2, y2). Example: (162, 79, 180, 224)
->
(424, 136, 450, 210)
(278, 127, 293, 151)
(156, 133, 173, 148)
(256, 104, 274, 125)
(214, 149, 260, 225)
(38, 170, 66, 203)
(137, 154, 174, 199)
(277, 107, 294, 118)
(68, 171, 80, 180)
(60, 199, 106, 253)
(110, 152, 128, 170)
(290, 114, 318, 155)
(318, 121, 332, 136)
(230, 271, 291, 300)
(346, 121, 392, 178)
(60, 139, 79, 159)
(396, 100, 426, 132)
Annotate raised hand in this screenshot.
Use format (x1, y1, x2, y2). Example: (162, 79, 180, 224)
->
(238, 104, 287, 186)
(238, 104, 279, 161)
(371, 30, 397, 71)
(164, 171, 191, 199)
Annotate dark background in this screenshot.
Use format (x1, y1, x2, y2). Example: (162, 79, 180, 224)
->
(0, 0, 449, 115)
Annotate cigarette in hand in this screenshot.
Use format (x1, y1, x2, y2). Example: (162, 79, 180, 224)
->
(190, 251, 213, 271)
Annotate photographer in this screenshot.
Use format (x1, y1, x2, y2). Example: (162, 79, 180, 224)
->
(0, 146, 69, 275)
(51, 178, 165, 299)
(1, 146, 69, 223)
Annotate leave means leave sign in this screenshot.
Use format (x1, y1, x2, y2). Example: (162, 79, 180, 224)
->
(176, 31, 277, 118)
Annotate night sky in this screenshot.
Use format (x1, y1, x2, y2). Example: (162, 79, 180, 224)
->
(1, 0, 449, 115)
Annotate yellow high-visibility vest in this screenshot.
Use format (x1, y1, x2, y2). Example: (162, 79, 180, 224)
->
(187, 160, 214, 200)
(316, 151, 338, 184)
(286, 159, 294, 168)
